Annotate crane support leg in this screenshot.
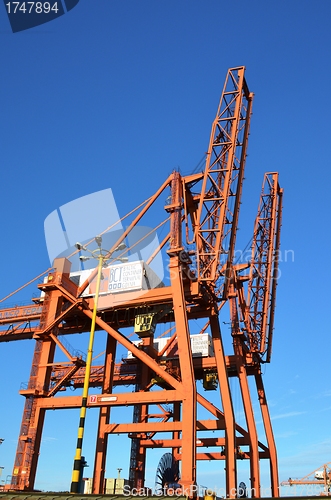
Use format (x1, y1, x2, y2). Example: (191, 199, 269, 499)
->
(28, 405, 45, 489)
(93, 335, 117, 493)
(135, 441, 147, 490)
(167, 170, 196, 493)
(209, 313, 237, 497)
(93, 406, 109, 494)
(255, 370, 279, 497)
(130, 337, 153, 490)
(170, 261, 196, 492)
(11, 329, 57, 490)
(236, 360, 260, 496)
(172, 402, 181, 461)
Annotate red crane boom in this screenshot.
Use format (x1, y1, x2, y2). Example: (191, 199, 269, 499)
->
(0, 67, 282, 498)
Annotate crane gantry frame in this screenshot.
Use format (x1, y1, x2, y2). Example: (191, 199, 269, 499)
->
(0, 66, 282, 498)
(281, 463, 331, 495)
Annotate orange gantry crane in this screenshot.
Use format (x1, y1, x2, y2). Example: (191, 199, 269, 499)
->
(281, 463, 331, 495)
(0, 66, 282, 498)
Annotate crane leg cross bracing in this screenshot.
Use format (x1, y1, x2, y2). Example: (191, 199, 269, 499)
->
(0, 67, 282, 498)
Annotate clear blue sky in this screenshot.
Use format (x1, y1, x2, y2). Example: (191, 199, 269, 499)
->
(0, 0, 331, 495)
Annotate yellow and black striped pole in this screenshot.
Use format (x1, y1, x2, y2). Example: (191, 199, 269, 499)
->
(70, 253, 103, 493)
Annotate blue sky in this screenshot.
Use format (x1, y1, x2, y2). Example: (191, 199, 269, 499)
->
(0, 0, 331, 494)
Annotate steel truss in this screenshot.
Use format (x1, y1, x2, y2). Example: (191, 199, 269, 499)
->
(0, 67, 282, 498)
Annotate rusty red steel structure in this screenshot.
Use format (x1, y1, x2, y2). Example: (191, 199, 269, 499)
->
(281, 462, 331, 494)
(0, 67, 283, 498)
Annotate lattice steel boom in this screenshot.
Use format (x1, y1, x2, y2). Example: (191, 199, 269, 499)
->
(0, 67, 282, 498)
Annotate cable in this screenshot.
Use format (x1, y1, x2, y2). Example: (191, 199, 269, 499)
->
(0, 267, 53, 304)
(0, 197, 153, 304)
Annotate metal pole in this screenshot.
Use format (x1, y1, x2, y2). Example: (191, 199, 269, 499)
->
(70, 254, 103, 493)
(0, 439, 4, 484)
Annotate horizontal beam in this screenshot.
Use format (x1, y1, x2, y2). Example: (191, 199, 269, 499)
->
(196, 452, 226, 460)
(141, 437, 226, 448)
(0, 328, 36, 342)
(105, 421, 182, 434)
(0, 304, 42, 325)
(141, 436, 253, 448)
(105, 419, 225, 434)
(36, 389, 183, 410)
(188, 451, 268, 461)
(49, 355, 251, 389)
(92, 390, 182, 406)
(197, 419, 224, 431)
(37, 395, 81, 409)
(281, 481, 328, 485)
